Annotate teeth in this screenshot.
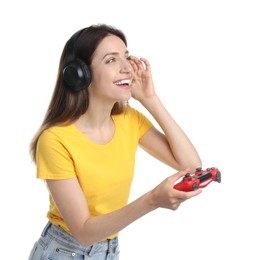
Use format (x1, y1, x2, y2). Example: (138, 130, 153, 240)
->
(115, 79, 131, 86)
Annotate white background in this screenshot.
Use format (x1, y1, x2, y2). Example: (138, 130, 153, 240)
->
(1, 0, 253, 259)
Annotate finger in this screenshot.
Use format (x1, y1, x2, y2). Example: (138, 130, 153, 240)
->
(130, 56, 140, 67)
(130, 60, 138, 73)
(187, 189, 202, 198)
(170, 168, 190, 183)
(173, 187, 202, 201)
(140, 57, 151, 71)
(130, 56, 145, 71)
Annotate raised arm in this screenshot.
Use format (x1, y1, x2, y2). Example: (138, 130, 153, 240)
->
(130, 56, 202, 172)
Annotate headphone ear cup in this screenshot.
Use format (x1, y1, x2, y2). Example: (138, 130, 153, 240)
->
(63, 59, 91, 91)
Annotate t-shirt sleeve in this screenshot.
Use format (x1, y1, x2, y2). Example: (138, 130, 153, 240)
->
(127, 106, 153, 139)
(36, 129, 76, 180)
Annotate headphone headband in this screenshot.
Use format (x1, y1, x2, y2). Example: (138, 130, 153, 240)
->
(64, 29, 84, 66)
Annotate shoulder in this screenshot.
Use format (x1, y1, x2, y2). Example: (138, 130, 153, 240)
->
(114, 105, 149, 122)
(39, 125, 74, 140)
(38, 125, 77, 151)
(113, 105, 153, 137)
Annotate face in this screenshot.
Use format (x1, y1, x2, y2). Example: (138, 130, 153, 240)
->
(89, 35, 133, 103)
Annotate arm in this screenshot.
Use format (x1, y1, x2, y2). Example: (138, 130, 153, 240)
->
(46, 169, 201, 246)
(130, 56, 202, 172)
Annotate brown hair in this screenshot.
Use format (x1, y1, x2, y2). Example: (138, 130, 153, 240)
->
(30, 24, 128, 162)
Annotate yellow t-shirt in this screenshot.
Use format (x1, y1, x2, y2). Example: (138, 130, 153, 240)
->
(36, 106, 153, 239)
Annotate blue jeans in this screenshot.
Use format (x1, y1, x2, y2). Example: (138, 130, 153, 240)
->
(28, 222, 120, 260)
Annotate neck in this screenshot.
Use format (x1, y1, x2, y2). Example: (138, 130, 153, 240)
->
(75, 101, 114, 131)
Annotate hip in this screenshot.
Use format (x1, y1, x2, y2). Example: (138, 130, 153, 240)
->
(28, 221, 120, 260)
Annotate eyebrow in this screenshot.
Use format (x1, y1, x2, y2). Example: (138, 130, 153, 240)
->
(103, 50, 129, 59)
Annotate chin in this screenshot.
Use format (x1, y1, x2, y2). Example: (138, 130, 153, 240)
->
(120, 94, 132, 101)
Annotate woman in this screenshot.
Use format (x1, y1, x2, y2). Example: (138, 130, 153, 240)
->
(28, 24, 202, 259)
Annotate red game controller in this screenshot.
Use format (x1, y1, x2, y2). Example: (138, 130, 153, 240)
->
(174, 167, 221, 192)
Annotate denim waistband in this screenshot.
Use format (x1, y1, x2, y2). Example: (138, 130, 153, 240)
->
(41, 221, 118, 255)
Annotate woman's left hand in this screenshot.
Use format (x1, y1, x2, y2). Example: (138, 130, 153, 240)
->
(130, 56, 156, 103)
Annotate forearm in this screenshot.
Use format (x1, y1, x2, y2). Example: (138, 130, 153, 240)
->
(76, 191, 156, 246)
(141, 95, 202, 171)
(76, 169, 202, 246)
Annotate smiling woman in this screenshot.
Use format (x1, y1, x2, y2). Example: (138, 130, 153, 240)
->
(28, 23, 202, 260)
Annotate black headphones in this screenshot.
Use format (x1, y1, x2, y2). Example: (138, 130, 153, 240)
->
(62, 29, 91, 91)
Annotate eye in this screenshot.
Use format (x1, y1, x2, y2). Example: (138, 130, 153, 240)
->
(106, 57, 116, 64)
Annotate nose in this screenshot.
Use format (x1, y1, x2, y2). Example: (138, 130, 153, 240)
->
(120, 59, 133, 73)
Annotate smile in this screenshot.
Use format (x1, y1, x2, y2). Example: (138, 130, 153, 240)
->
(114, 79, 131, 86)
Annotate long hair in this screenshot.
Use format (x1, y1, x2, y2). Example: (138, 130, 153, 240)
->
(30, 24, 128, 162)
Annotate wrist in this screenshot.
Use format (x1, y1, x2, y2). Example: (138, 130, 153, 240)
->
(144, 190, 159, 211)
(139, 94, 160, 107)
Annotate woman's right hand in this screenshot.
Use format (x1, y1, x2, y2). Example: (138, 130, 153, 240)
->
(130, 56, 156, 103)
(150, 169, 202, 210)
